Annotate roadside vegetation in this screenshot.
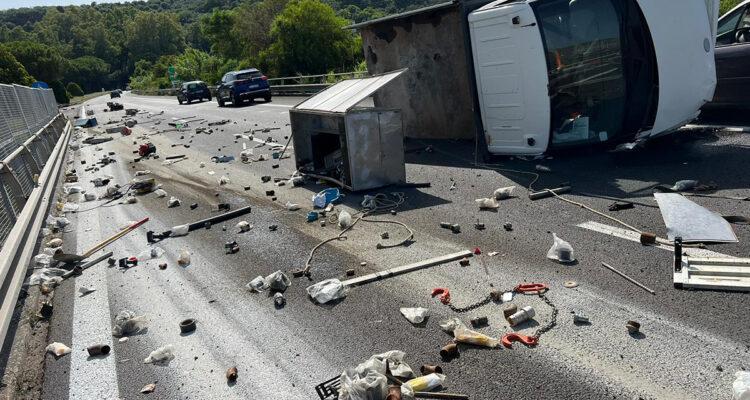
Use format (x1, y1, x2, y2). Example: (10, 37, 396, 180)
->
(0, 0, 439, 102)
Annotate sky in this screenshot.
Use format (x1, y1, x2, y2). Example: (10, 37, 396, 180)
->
(1, 0, 134, 10)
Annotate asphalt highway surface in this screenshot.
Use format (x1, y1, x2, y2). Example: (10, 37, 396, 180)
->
(41, 92, 750, 399)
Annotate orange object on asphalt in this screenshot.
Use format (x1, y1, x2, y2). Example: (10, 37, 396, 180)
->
(502, 333, 538, 349)
(431, 288, 451, 304)
(514, 283, 549, 294)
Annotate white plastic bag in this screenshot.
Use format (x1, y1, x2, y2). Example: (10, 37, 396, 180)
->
(236, 221, 252, 232)
(475, 198, 499, 210)
(168, 196, 181, 207)
(28, 267, 66, 286)
(177, 249, 191, 266)
(46, 238, 63, 248)
(547, 233, 576, 263)
(171, 224, 189, 237)
(144, 344, 175, 364)
(400, 307, 429, 324)
(246, 276, 267, 292)
(137, 247, 165, 261)
(154, 189, 167, 198)
(111, 310, 148, 337)
(734, 371, 750, 400)
(306, 279, 346, 304)
(338, 369, 387, 400)
(46, 342, 72, 357)
(338, 210, 352, 229)
(219, 175, 230, 185)
(285, 202, 300, 211)
(264, 270, 291, 291)
(494, 186, 516, 200)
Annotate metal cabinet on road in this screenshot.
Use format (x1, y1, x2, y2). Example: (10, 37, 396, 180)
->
(290, 70, 407, 192)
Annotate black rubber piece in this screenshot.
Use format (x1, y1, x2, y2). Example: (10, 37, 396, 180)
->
(180, 318, 197, 334)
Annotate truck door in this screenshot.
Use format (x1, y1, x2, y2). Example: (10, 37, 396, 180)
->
(469, 2, 550, 155)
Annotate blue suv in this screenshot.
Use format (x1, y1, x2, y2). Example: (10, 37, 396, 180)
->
(217, 69, 271, 107)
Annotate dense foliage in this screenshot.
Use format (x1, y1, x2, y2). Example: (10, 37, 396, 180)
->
(0, 0, 440, 95)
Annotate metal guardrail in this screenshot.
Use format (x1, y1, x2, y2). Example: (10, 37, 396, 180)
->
(0, 112, 69, 349)
(132, 71, 368, 98)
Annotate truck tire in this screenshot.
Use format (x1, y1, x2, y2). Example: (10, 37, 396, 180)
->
(178, 98, 183, 105)
(233, 93, 242, 107)
(218, 98, 225, 107)
(264, 94, 272, 102)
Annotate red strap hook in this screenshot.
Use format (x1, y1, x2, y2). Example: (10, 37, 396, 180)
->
(502, 333, 538, 349)
(514, 283, 549, 294)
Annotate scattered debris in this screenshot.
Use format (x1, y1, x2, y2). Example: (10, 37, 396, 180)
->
(654, 193, 737, 243)
(226, 367, 239, 383)
(400, 307, 429, 324)
(563, 281, 578, 288)
(112, 310, 148, 337)
(306, 279, 346, 304)
(475, 197, 499, 210)
(733, 371, 750, 400)
(168, 196, 181, 208)
(179, 318, 197, 334)
(46, 342, 71, 357)
(601, 262, 656, 295)
(87, 344, 111, 356)
(506, 306, 535, 326)
(494, 186, 516, 200)
(439, 222, 461, 234)
(79, 286, 96, 295)
(626, 320, 641, 334)
(547, 233, 576, 264)
(343, 251, 473, 288)
(140, 383, 156, 394)
(673, 238, 750, 291)
(609, 202, 635, 212)
(274, 292, 286, 308)
(573, 313, 590, 324)
(144, 344, 175, 364)
(177, 250, 191, 266)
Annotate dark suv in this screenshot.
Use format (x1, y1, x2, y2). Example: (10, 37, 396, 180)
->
(177, 81, 212, 105)
(217, 69, 271, 107)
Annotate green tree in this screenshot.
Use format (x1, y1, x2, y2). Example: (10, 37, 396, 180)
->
(263, 0, 362, 76)
(66, 56, 110, 93)
(5, 40, 66, 83)
(232, 0, 288, 60)
(125, 12, 186, 62)
(721, 0, 743, 14)
(49, 80, 70, 103)
(0, 45, 34, 85)
(200, 9, 240, 59)
(66, 81, 84, 96)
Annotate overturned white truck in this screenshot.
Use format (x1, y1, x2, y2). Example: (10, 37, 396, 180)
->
(349, 0, 720, 156)
(469, 0, 719, 154)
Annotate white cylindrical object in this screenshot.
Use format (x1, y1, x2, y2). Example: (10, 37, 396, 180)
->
(508, 306, 535, 326)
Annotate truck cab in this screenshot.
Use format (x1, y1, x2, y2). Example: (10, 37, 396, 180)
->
(469, 0, 718, 155)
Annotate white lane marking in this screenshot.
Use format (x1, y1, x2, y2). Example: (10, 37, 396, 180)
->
(68, 213, 118, 399)
(576, 221, 734, 258)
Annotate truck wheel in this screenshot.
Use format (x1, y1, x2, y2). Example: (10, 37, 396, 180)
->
(218, 98, 225, 107)
(264, 94, 272, 102)
(233, 94, 242, 107)
(178, 98, 183, 105)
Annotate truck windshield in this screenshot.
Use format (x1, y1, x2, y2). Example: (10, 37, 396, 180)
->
(534, 0, 627, 147)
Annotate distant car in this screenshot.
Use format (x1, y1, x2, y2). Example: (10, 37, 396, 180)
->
(216, 69, 271, 107)
(708, 1, 750, 109)
(177, 81, 212, 105)
(110, 90, 121, 99)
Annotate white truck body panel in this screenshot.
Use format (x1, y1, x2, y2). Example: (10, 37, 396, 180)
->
(470, 0, 719, 154)
(636, 0, 718, 138)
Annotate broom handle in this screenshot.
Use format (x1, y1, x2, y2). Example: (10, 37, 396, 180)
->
(83, 217, 149, 257)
